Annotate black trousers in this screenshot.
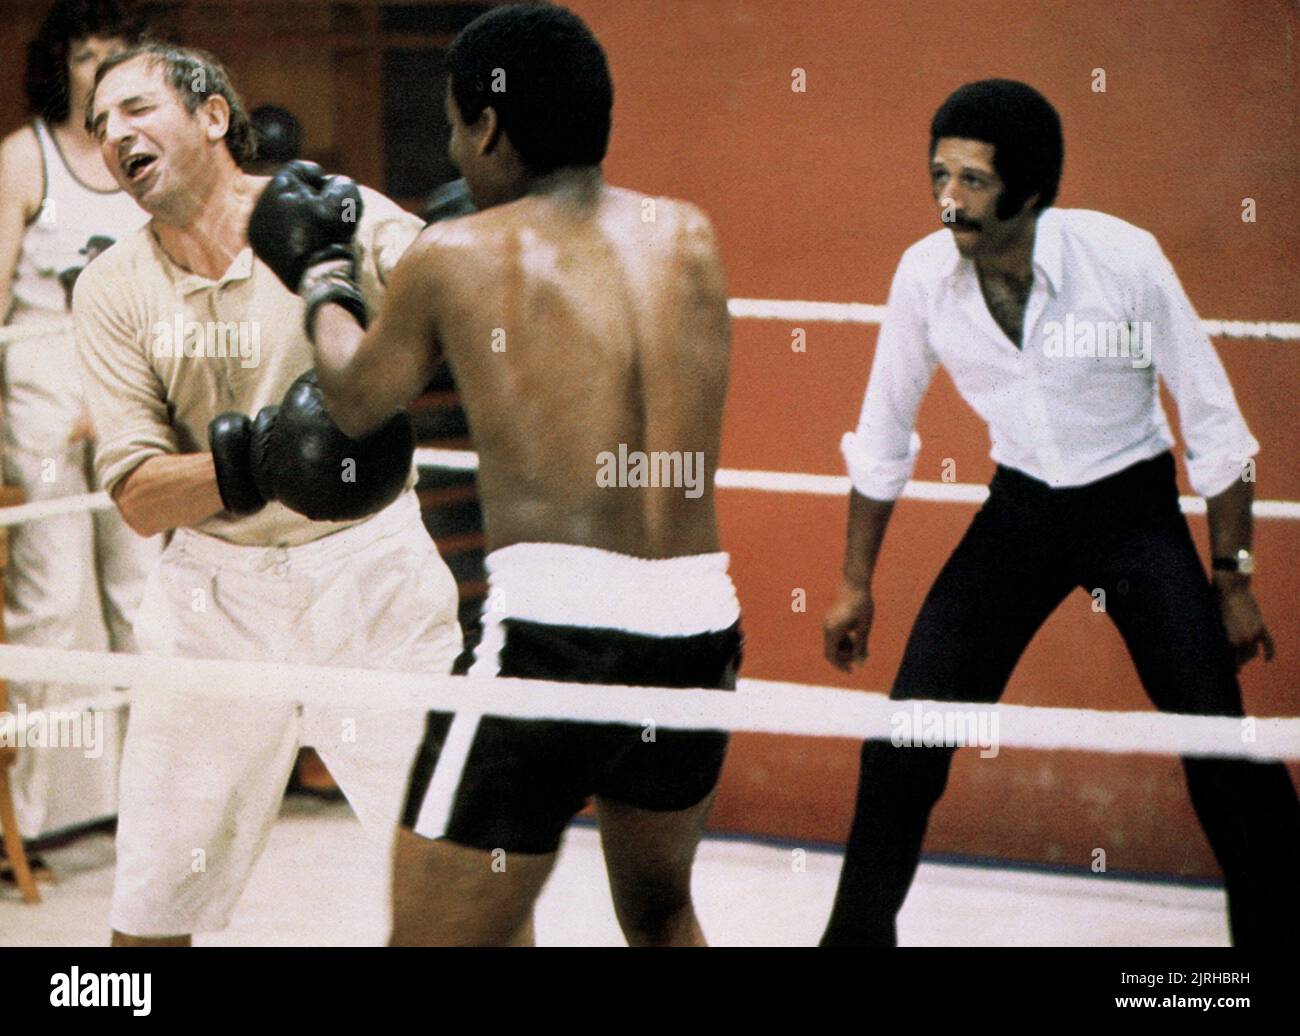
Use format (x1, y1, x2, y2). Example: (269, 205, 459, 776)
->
(821, 452, 1300, 946)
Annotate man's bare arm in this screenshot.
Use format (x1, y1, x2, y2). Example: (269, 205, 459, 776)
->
(1205, 475, 1273, 667)
(1206, 476, 1252, 585)
(824, 491, 896, 671)
(0, 128, 43, 323)
(310, 234, 444, 438)
(113, 454, 224, 537)
(670, 202, 731, 470)
(842, 490, 896, 588)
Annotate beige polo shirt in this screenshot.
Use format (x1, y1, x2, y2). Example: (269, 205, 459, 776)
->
(73, 184, 424, 547)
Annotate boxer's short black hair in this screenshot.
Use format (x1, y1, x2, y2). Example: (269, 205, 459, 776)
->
(448, 3, 613, 174)
(87, 40, 256, 166)
(25, 0, 147, 124)
(930, 79, 1064, 218)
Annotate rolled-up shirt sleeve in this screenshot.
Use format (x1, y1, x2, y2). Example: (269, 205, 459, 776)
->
(73, 263, 177, 495)
(840, 254, 939, 501)
(1141, 239, 1259, 498)
(356, 189, 425, 311)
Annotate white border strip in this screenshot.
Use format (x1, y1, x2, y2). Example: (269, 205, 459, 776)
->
(0, 643, 1294, 761)
(413, 448, 1300, 520)
(728, 298, 1300, 340)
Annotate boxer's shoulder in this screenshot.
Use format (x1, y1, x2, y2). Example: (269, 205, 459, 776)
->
(637, 194, 724, 295)
(607, 187, 714, 236)
(404, 204, 500, 274)
(594, 189, 723, 282)
(665, 197, 721, 265)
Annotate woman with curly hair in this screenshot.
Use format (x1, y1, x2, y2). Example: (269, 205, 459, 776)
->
(0, 0, 160, 859)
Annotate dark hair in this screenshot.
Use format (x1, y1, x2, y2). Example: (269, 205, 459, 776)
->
(447, 3, 613, 175)
(930, 79, 1064, 219)
(250, 104, 302, 165)
(25, 0, 147, 124)
(87, 40, 256, 166)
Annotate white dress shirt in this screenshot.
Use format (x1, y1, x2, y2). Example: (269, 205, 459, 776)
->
(841, 207, 1259, 500)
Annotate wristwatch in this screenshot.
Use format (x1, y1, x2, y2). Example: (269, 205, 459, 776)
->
(1211, 548, 1255, 575)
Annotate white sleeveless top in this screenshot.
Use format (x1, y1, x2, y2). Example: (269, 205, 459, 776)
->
(9, 118, 147, 315)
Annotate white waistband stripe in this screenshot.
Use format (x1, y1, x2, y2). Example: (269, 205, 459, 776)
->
(483, 543, 740, 635)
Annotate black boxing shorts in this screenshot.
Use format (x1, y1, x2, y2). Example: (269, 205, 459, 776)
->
(400, 543, 743, 854)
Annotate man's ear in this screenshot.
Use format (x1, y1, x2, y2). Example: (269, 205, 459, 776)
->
(201, 93, 231, 145)
(479, 105, 503, 156)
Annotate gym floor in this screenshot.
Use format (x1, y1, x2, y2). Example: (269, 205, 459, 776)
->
(0, 798, 1229, 947)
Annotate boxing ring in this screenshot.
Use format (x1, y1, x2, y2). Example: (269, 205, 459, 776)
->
(0, 300, 1296, 943)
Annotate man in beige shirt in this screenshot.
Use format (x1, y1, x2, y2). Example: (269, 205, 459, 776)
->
(74, 42, 462, 946)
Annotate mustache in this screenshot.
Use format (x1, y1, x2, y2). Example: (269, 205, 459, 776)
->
(947, 216, 982, 231)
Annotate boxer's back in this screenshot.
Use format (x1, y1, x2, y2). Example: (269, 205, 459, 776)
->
(430, 186, 729, 559)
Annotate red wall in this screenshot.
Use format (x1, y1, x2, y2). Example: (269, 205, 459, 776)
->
(1, 0, 1291, 881)
(568, 0, 1300, 878)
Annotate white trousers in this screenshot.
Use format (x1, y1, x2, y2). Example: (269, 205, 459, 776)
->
(109, 492, 463, 937)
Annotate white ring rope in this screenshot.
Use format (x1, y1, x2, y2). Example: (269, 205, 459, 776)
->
(0, 461, 1295, 526)
(0, 309, 1292, 782)
(0, 643, 1294, 762)
(726, 298, 1300, 340)
(0, 297, 1291, 525)
(413, 448, 1300, 521)
(0, 491, 112, 527)
(0, 319, 74, 344)
(2, 302, 1295, 345)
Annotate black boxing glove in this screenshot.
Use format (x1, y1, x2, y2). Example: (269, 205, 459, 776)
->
(248, 160, 368, 332)
(209, 407, 277, 515)
(209, 371, 414, 522)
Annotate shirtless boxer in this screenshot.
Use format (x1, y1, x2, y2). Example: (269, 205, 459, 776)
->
(249, 4, 741, 946)
(75, 42, 462, 945)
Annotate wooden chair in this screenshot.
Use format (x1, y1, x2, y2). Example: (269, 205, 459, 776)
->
(0, 482, 39, 903)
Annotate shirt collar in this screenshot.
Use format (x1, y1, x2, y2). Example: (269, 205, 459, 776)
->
(1031, 207, 1063, 295)
(937, 207, 1064, 295)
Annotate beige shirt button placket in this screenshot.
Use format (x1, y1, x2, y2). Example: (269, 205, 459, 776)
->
(210, 287, 236, 407)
